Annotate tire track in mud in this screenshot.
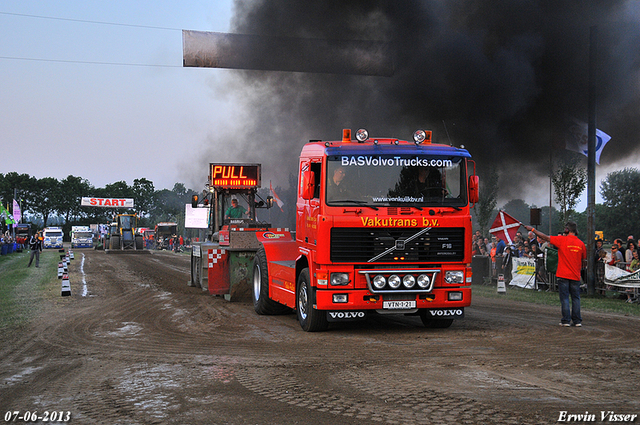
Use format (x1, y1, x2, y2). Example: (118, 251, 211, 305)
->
(5, 248, 640, 424)
(235, 364, 545, 425)
(33, 250, 301, 360)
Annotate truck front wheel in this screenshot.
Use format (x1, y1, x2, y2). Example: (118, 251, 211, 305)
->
(252, 247, 290, 315)
(297, 268, 328, 332)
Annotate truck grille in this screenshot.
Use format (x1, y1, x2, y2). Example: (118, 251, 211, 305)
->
(330, 227, 465, 263)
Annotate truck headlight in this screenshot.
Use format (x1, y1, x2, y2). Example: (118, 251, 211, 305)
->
(355, 128, 369, 142)
(372, 275, 386, 289)
(448, 291, 463, 301)
(417, 274, 430, 289)
(388, 274, 401, 289)
(402, 275, 416, 289)
(330, 273, 350, 286)
(444, 271, 464, 284)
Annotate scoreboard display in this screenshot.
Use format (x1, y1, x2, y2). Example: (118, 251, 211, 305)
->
(209, 163, 261, 188)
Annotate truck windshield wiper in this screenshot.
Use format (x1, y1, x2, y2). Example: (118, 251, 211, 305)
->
(333, 200, 379, 210)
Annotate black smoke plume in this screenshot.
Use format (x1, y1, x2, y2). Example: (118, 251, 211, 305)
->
(193, 0, 640, 205)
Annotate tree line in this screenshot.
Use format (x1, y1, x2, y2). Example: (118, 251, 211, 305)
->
(0, 172, 199, 237)
(4, 165, 638, 244)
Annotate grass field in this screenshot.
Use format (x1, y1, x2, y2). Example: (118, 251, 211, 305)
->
(473, 282, 640, 316)
(0, 248, 67, 330)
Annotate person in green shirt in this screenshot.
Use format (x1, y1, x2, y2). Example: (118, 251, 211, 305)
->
(225, 199, 247, 219)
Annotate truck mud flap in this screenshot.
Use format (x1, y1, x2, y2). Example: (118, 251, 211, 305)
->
(326, 311, 367, 322)
(424, 308, 464, 319)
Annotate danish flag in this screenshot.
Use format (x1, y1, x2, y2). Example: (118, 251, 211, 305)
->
(489, 210, 521, 245)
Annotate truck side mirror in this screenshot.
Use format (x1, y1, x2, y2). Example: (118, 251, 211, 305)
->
(301, 170, 315, 200)
(468, 175, 479, 204)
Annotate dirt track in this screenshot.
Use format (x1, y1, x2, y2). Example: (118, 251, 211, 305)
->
(1, 249, 639, 424)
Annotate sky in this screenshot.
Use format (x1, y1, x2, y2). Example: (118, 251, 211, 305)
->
(1, 0, 236, 192)
(2, 1, 640, 213)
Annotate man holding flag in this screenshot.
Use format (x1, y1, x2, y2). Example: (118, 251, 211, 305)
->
(524, 221, 586, 327)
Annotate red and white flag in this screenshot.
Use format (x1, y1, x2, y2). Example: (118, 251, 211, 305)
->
(489, 210, 521, 245)
(270, 181, 284, 211)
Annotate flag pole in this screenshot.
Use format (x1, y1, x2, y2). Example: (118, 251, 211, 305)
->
(549, 142, 553, 235)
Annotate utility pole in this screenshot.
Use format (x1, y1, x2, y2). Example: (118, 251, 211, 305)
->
(586, 26, 597, 296)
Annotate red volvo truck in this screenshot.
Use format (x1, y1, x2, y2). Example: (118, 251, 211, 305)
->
(252, 129, 479, 331)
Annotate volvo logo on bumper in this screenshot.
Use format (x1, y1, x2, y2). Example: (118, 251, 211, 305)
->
(427, 308, 464, 318)
(327, 311, 366, 322)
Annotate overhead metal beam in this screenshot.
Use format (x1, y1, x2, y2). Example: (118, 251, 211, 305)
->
(182, 30, 394, 77)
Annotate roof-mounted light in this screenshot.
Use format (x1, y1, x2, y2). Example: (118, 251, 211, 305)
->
(355, 128, 369, 142)
(342, 129, 352, 143)
(413, 129, 432, 144)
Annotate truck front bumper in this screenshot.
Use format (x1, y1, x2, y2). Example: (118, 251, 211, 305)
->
(314, 286, 471, 311)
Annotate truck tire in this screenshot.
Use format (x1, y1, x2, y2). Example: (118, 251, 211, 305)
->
(110, 235, 120, 250)
(297, 268, 328, 332)
(252, 247, 290, 315)
(135, 235, 144, 250)
(419, 310, 454, 328)
(190, 253, 202, 288)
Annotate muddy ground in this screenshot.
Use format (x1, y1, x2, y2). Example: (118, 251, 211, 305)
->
(1, 248, 639, 424)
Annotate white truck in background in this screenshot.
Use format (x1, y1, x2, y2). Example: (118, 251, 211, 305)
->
(42, 227, 64, 249)
(71, 225, 94, 248)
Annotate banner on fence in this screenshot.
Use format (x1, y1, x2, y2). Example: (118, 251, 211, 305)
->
(605, 264, 640, 288)
(510, 257, 536, 288)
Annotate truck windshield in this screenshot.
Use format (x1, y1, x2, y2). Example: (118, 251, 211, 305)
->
(120, 216, 134, 229)
(326, 154, 466, 207)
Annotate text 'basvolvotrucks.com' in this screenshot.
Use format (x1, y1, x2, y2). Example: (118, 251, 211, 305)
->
(252, 128, 479, 331)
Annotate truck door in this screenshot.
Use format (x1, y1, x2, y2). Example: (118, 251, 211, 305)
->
(296, 160, 321, 246)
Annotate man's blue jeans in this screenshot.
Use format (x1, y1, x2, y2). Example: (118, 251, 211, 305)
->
(557, 277, 582, 325)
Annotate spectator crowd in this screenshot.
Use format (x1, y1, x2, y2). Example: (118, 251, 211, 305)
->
(472, 228, 639, 302)
(0, 230, 18, 256)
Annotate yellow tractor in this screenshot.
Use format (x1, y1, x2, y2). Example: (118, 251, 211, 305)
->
(107, 214, 145, 252)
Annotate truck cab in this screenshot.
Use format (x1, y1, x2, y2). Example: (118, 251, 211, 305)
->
(42, 227, 64, 249)
(108, 214, 144, 250)
(71, 226, 94, 248)
(154, 222, 178, 250)
(253, 129, 479, 331)
(15, 224, 31, 250)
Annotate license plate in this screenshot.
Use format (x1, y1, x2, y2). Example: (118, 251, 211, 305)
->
(383, 300, 416, 309)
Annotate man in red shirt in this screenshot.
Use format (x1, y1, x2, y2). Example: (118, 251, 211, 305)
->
(524, 221, 586, 327)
